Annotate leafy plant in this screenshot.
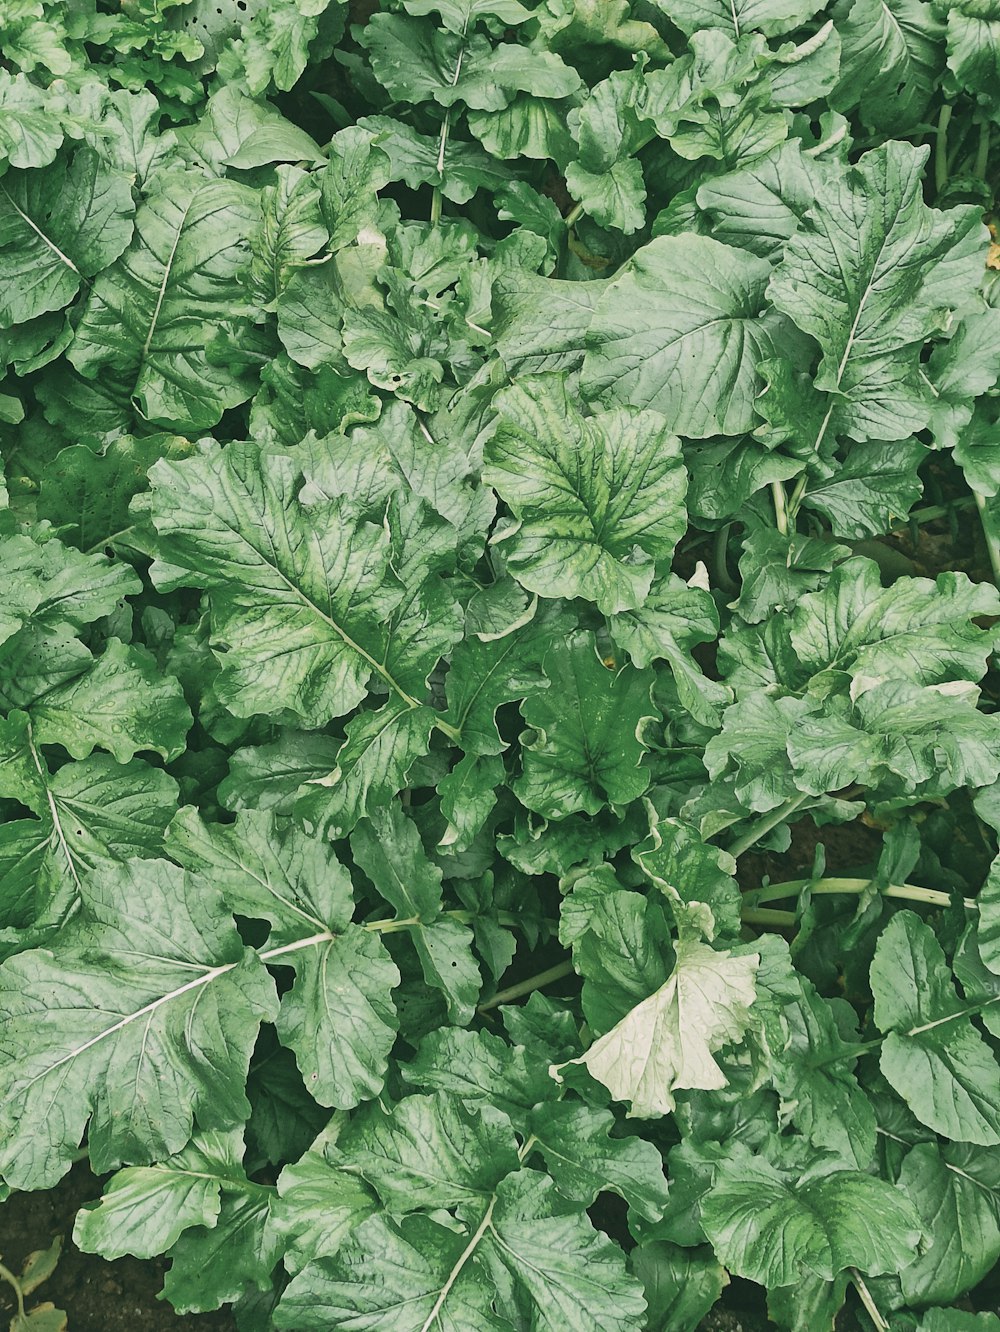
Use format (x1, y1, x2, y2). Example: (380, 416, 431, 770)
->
(2, 0, 1000, 1329)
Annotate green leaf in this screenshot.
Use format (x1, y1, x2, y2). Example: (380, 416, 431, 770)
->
(766, 978, 877, 1167)
(403, 1026, 556, 1127)
(443, 603, 563, 756)
(218, 730, 342, 815)
(654, 0, 825, 36)
(801, 439, 926, 538)
(0, 71, 95, 170)
(786, 556, 1000, 691)
(322, 127, 392, 252)
(272, 1142, 376, 1274)
(582, 235, 782, 438)
(938, 0, 1000, 94)
(276, 1211, 506, 1330)
(526, 1100, 670, 1221)
(895, 1140, 1000, 1305)
(514, 632, 658, 818)
(768, 142, 984, 444)
(482, 1170, 647, 1328)
(565, 880, 674, 1031)
(633, 816, 743, 943)
(631, 1243, 728, 1332)
(0, 858, 278, 1190)
(247, 164, 328, 306)
(165, 806, 401, 1110)
(609, 574, 730, 728)
(161, 1180, 281, 1313)
(28, 639, 191, 763)
(834, 0, 944, 131)
(340, 1091, 519, 1212)
(148, 443, 456, 726)
(927, 310, 1000, 450)
(484, 375, 686, 615)
(73, 1128, 250, 1259)
(872, 911, 1000, 1144)
(295, 699, 436, 841)
(700, 1149, 922, 1286)
(556, 939, 759, 1118)
(0, 146, 134, 328)
(0, 746, 179, 936)
(68, 170, 260, 432)
(351, 806, 482, 1023)
(360, 15, 581, 112)
(36, 432, 196, 553)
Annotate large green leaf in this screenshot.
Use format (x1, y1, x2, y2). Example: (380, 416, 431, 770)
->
(768, 142, 984, 444)
(609, 574, 730, 728)
(68, 170, 260, 432)
(360, 14, 581, 111)
(582, 235, 781, 438)
(700, 1149, 921, 1286)
(514, 631, 658, 818)
(166, 807, 400, 1109)
(73, 1128, 254, 1259)
(834, 0, 944, 131)
(872, 911, 1000, 1144)
(0, 749, 179, 939)
(277, 1170, 645, 1331)
(0, 146, 134, 328)
(484, 375, 686, 614)
(653, 0, 825, 36)
(351, 806, 482, 1023)
(895, 1140, 1000, 1304)
(338, 1091, 519, 1212)
(148, 444, 458, 726)
(0, 858, 278, 1190)
(28, 638, 191, 763)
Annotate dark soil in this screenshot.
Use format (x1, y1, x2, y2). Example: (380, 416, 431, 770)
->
(0, 1164, 236, 1331)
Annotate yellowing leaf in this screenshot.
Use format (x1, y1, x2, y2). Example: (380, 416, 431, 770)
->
(553, 941, 759, 1117)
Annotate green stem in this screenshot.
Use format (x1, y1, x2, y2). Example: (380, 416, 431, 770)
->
(564, 201, 585, 229)
(430, 186, 443, 226)
(935, 102, 953, 195)
(893, 496, 975, 531)
(714, 523, 737, 594)
(725, 794, 810, 860)
(771, 479, 789, 535)
(976, 121, 992, 180)
(741, 906, 796, 928)
(479, 960, 575, 1011)
(852, 1271, 890, 1332)
(366, 909, 523, 935)
(0, 1260, 25, 1322)
(747, 876, 975, 911)
(434, 717, 462, 744)
(785, 471, 809, 526)
(973, 490, 1000, 585)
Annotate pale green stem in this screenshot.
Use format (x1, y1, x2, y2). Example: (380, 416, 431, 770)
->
(564, 201, 585, 228)
(973, 490, 1000, 585)
(771, 479, 789, 535)
(366, 909, 522, 935)
(852, 1271, 889, 1331)
(935, 103, 953, 195)
(785, 470, 809, 525)
(725, 794, 810, 860)
(748, 876, 975, 911)
(479, 960, 575, 1011)
(0, 1260, 25, 1322)
(741, 906, 796, 928)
